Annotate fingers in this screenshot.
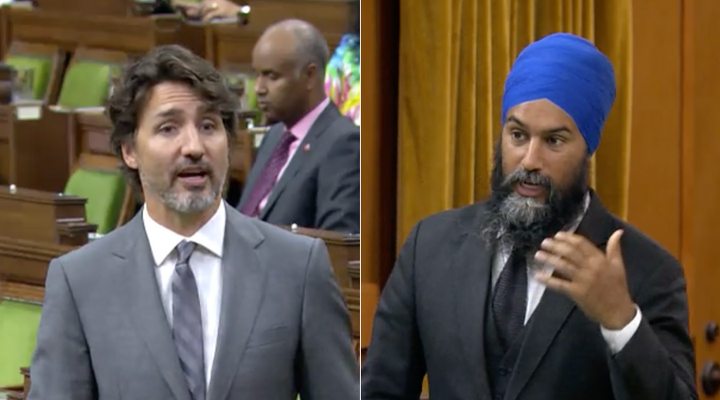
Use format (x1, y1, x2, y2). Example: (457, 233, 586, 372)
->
(173, 1, 202, 18)
(536, 271, 574, 296)
(605, 229, 624, 263)
(202, 9, 224, 23)
(539, 236, 586, 267)
(173, 1, 201, 10)
(534, 250, 577, 280)
(552, 232, 597, 256)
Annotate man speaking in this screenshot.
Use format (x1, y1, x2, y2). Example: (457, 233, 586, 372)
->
(361, 33, 697, 400)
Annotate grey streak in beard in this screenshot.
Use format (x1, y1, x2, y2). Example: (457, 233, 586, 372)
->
(481, 139, 588, 254)
(498, 168, 554, 229)
(139, 156, 229, 215)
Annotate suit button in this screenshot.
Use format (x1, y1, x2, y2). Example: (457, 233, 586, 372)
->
(494, 395, 503, 400)
(499, 367, 511, 376)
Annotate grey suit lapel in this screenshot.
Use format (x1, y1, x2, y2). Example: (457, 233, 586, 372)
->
(259, 103, 339, 220)
(451, 210, 493, 400)
(207, 208, 266, 400)
(113, 213, 192, 400)
(238, 125, 283, 209)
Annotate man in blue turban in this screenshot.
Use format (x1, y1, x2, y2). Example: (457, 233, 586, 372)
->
(362, 33, 697, 400)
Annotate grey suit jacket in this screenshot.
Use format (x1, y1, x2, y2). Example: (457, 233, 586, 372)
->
(237, 102, 360, 234)
(28, 204, 359, 400)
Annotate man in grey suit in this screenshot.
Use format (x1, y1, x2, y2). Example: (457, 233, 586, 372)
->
(28, 44, 358, 400)
(236, 19, 360, 234)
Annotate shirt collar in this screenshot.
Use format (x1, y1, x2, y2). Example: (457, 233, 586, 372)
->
(143, 201, 226, 266)
(566, 191, 591, 233)
(286, 97, 330, 140)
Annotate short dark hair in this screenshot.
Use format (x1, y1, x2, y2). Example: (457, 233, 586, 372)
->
(107, 44, 239, 191)
(264, 20, 329, 81)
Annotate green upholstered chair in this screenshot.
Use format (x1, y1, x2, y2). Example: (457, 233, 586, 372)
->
(244, 76, 264, 126)
(245, 76, 258, 110)
(0, 300, 41, 387)
(4, 55, 52, 100)
(63, 168, 126, 234)
(56, 61, 121, 109)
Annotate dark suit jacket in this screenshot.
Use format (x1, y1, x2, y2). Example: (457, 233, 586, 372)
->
(361, 191, 697, 400)
(237, 102, 360, 233)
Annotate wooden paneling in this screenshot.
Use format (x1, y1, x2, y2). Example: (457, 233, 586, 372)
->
(625, 0, 682, 258)
(360, 0, 398, 286)
(681, 0, 720, 398)
(359, 0, 398, 357)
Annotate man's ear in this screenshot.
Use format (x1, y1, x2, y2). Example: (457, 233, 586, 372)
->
(121, 140, 138, 169)
(305, 63, 319, 90)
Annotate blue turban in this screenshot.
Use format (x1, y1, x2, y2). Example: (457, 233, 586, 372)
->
(501, 33, 616, 154)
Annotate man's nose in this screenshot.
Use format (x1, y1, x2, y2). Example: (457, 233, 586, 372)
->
(180, 127, 204, 159)
(520, 138, 544, 171)
(254, 79, 267, 96)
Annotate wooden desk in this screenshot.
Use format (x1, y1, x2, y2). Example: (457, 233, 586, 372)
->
(36, 0, 134, 17)
(240, 0, 351, 34)
(348, 260, 359, 289)
(0, 103, 75, 192)
(283, 226, 359, 287)
(0, 186, 95, 293)
(343, 287, 360, 358)
(0, 185, 93, 283)
(0, 236, 72, 287)
(5, 8, 205, 57)
(0, 185, 87, 243)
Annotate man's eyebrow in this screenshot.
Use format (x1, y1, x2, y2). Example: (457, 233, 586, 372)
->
(154, 108, 183, 119)
(506, 116, 527, 128)
(153, 104, 221, 119)
(506, 115, 571, 134)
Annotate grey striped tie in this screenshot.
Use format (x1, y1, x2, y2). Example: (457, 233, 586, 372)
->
(172, 241, 206, 400)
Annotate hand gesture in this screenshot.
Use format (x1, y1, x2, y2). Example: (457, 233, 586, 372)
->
(534, 230, 637, 330)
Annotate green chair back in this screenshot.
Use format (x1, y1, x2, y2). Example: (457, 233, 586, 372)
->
(0, 300, 42, 387)
(4, 55, 52, 100)
(63, 168, 126, 234)
(244, 76, 263, 125)
(57, 61, 119, 109)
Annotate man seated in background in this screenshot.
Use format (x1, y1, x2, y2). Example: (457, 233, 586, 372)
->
(237, 19, 360, 233)
(174, 0, 361, 128)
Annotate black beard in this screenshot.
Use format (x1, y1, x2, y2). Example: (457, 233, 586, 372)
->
(481, 141, 589, 254)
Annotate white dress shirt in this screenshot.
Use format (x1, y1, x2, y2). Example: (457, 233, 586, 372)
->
(143, 202, 226, 389)
(491, 193, 642, 355)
